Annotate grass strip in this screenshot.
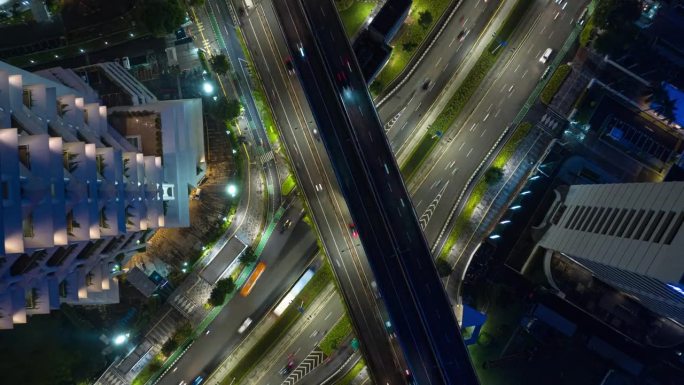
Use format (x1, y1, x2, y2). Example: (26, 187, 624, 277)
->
(540, 64, 571, 105)
(438, 121, 532, 259)
(221, 263, 333, 385)
(281, 174, 296, 196)
(337, 0, 376, 38)
(319, 315, 353, 356)
(334, 359, 366, 385)
(400, 0, 534, 180)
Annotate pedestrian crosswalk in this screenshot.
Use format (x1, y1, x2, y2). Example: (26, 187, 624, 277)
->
(282, 348, 325, 385)
(169, 293, 198, 317)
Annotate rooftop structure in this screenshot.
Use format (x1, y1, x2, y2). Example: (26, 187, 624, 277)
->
(0, 60, 204, 329)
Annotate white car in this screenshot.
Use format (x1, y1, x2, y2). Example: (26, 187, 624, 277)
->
(238, 317, 253, 334)
(539, 48, 553, 64)
(297, 42, 305, 58)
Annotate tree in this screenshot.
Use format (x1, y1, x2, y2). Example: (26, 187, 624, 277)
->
(435, 258, 453, 278)
(187, 0, 205, 6)
(137, 0, 185, 37)
(484, 167, 504, 185)
(369, 80, 383, 96)
(402, 41, 417, 52)
(206, 97, 241, 123)
(211, 54, 231, 75)
(593, 0, 640, 30)
(418, 11, 433, 29)
(161, 338, 178, 356)
(239, 246, 257, 264)
(208, 277, 236, 306)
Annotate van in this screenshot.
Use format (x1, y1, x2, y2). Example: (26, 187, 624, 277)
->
(192, 188, 202, 200)
(238, 317, 252, 334)
(122, 56, 131, 70)
(539, 48, 553, 64)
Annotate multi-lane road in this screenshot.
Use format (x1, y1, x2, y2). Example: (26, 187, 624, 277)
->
(274, 0, 479, 383)
(406, 0, 585, 254)
(240, 1, 407, 384)
(158, 201, 317, 385)
(378, 0, 500, 156)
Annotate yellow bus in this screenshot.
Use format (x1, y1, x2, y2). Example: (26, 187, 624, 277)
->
(240, 262, 266, 297)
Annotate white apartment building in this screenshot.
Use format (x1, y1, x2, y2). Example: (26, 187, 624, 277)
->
(0, 61, 204, 329)
(534, 182, 684, 324)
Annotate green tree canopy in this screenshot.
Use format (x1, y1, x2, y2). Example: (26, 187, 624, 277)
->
(239, 246, 258, 264)
(206, 97, 241, 123)
(484, 167, 504, 185)
(137, 0, 186, 37)
(208, 277, 236, 306)
(418, 10, 433, 29)
(211, 54, 231, 75)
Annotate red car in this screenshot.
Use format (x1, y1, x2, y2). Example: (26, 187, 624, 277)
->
(348, 223, 358, 238)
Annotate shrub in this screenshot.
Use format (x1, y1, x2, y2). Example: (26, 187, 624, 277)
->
(540, 64, 571, 105)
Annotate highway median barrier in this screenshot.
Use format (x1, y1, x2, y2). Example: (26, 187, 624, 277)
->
(334, 359, 366, 385)
(400, 0, 534, 181)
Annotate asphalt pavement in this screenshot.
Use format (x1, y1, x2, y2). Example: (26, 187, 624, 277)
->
(378, 0, 500, 158)
(238, 1, 406, 383)
(407, 0, 586, 252)
(158, 201, 318, 385)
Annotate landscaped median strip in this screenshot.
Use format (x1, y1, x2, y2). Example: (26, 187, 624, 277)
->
(400, 0, 535, 180)
(540, 63, 571, 105)
(319, 314, 354, 356)
(334, 359, 367, 385)
(437, 121, 532, 261)
(218, 262, 333, 385)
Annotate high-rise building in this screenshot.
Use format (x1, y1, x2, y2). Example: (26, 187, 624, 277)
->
(531, 181, 684, 324)
(0, 61, 204, 329)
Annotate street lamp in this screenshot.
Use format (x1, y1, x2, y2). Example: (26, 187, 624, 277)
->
(227, 184, 237, 198)
(203, 81, 215, 95)
(500, 220, 511, 225)
(112, 333, 129, 345)
(510, 205, 522, 210)
(490, 234, 501, 240)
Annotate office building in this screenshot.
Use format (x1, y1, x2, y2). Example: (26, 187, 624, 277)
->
(532, 181, 684, 324)
(0, 60, 204, 329)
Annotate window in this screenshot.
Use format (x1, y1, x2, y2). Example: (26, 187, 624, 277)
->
(22, 212, 34, 238)
(616, 209, 636, 238)
(608, 209, 628, 236)
(634, 210, 654, 240)
(2, 181, 9, 200)
(18, 145, 30, 169)
(664, 213, 684, 245)
(601, 209, 619, 234)
(643, 211, 665, 242)
(563, 206, 580, 228)
(653, 212, 676, 244)
(22, 89, 32, 108)
(587, 207, 605, 233)
(581, 207, 599, 232)
(625, 209, 644, 238)
(96, 154, 105, 175)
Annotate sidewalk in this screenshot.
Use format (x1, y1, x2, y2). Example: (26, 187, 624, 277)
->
(206, 284, 337, 385)
(396, 0, 518, 166)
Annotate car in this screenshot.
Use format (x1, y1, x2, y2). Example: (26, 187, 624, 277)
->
(122, 56, 131, 70)
(285, 57, 295, 75)
(315, 184, 323, 192)
(280, 219, 292, 233)
(296, 42, 305, 57)
(457, 29, 469, 42)
(422, 80, 431, 91)
(238, 317, 253, 334)
(336, 70, 347, 83)
(279, 358, 296, 376)
(191, 376, 204, 385)
(348, 223, 358, 238)
(342, 56, 352, 71)
(539, 48, 553, 64)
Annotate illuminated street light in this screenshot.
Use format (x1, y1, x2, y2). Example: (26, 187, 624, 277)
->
(203, 81, 214, 95)
(489, 234, 501, 239)
(227, 184, 237, 197)
(112, 333, 129, 345)
(529, 175, 540, 181)
(510, 205, 522, 210)
(521, 190, 531, 195)
(500, 220, 511, 225)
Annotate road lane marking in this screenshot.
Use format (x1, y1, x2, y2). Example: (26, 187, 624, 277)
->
(466, 148, 473, 158)
(540, 25, 546, 34)
(324, 311, 332, 320)
(480, 127, 487, 137)
(459, 142, 466, 151)
(443, 62, 449, 72)
(449, 36, 456, 47)
(500, 83, 507, 93)
(470, 122, 477, 132)
(521, 69, 528, 79)
(514, 64, 520, 73)
(548, 30, 555, 40)
(435, 57, 443, 68)
(452, 167, 459, 175)
(494, 108, 501, 118)
(483, 113, 490, 122)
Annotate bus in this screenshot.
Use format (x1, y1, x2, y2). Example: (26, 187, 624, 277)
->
(240, 262, 266, 297)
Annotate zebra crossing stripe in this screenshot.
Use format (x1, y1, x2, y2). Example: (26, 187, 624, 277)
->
(282, 349, 325, 385)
